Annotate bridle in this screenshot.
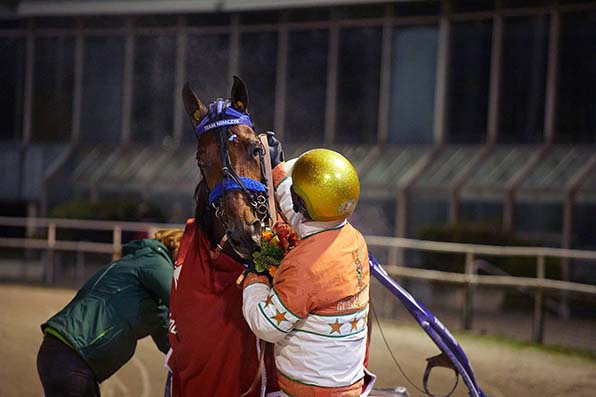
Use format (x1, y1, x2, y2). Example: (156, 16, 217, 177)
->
(195, 99, 271, 235)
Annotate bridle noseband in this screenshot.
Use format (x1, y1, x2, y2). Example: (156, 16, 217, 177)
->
(195, 99, 271, 231)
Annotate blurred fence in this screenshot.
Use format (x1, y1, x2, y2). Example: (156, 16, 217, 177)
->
(1, 216, 595, 345)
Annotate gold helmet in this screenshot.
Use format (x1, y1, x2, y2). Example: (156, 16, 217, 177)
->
(291, 149, 360, 222)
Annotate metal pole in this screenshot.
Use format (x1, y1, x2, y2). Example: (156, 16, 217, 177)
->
(46, 223, 56, 284)
(76, 248, 85, 282)
(22, 20, 34, 144)
(25, 205, 37, 278)
(71, 20, 84, 143)
(376, 5, 393, 145)
(274, 14, 288, 140)
(560, 194, 572, 319)
(462, 251, 475, 330)
(121, 19, 134, 144)
(543, 9, 560, 144)
(112, 226, 122, 260)
(532, 255, 545, 344)
(173, 16, 187, 143)
(433, 15, 450, 145)
(486, 14, 503, 144)
(324, 15, 339, 145)
(395, 189, 408, 266)
(228, 15, 240, 78)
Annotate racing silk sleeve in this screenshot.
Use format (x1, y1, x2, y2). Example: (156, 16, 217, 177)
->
(242, 256, 311, 344)
(272, 160, 303, 233)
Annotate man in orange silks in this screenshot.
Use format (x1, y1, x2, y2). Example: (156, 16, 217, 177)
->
(242, 148, 376, 397)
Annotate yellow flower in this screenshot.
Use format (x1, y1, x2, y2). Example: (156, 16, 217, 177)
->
(268, 266, 277, 277)
(262, 231, 274, 240)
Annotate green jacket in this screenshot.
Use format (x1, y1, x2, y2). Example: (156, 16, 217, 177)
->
(42, 239, 173, 382)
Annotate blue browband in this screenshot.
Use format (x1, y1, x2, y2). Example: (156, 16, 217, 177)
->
(195, 99, 255, 137)
(208, 177, 267, 205)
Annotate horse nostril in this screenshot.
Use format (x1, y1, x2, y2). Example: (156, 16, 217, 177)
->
(251, 221, 262, 245)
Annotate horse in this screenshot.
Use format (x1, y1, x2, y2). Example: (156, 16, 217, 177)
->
(167, 76, 278, 397)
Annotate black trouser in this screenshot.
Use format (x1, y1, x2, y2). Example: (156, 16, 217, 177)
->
(37, 333, 100, 397)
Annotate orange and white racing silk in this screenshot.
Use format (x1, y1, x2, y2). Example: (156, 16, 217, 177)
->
(242, 162, 372, 397)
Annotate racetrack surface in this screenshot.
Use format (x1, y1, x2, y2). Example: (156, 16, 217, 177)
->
(1, 284, 595, 397)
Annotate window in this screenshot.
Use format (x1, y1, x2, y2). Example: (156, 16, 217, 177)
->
(336, 27, 382, 144)
(185, 34, 229, 141)
(500, 0, 550, 7)
(32, 36, 75, 142)
(573, 204, 596, 249)
(81, 16, 127, 28)
(556, 12, 596, 143)
(447, 20, 492, 143)
(498, 16, 548, 143)
(239, 32, 277, 132)
(394, 1, 440, 16)
(0, 37, 25, 141)
(285, 29, 328, 144)
(132, 35, 176, 144)
(187, 13, 230, 27)
(33, 17, 76, 28)
(239, 11, 279, 25)
(287, 8, 330, 22)
(335, 5, 385, 19)
(80, 36, 125, 144)
(389, 25, 438, 144)
(459, 200, 503, 225)
(133, 15, 178, 28)
(450, 0, 495, 12)
(407, 194, 448, 237)
(513, 202, 562, 236)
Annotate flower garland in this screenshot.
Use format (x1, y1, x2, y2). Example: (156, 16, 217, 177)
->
(251, 222, 299, 278)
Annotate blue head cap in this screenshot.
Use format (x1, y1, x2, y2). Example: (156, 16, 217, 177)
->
(195, 99, 254, 138)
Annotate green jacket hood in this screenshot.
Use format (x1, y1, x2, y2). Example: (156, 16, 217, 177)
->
(121, 239, 173, 264)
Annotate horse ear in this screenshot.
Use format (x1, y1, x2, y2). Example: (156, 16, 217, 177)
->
(182, 82, 208, 127)
(231, 76, 249, 113)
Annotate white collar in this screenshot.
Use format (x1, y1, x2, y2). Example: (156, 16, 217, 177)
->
(297, 219, 347, 239)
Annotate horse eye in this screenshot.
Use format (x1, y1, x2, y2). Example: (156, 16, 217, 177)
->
(251, 146, 263, 158)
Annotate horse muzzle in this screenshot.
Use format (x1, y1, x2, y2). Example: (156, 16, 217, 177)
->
(227, 220, 262, 259)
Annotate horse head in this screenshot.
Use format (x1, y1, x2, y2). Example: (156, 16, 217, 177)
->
(183, 76, 268, 260)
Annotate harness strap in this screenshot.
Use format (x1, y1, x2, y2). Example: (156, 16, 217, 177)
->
(240, 339, 267, 397)
(209, 234, 228, 260)
(259, 134, 277, 226)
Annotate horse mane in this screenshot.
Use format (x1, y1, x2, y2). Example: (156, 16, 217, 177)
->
(194, 179, 216, 245)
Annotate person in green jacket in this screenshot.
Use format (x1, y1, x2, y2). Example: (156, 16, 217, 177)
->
(37, 231, 181, 397)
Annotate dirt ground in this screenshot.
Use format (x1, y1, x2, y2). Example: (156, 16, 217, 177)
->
(1, 284, 595, 397)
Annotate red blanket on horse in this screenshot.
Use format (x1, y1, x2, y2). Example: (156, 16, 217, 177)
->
(168, 219, 279, 396)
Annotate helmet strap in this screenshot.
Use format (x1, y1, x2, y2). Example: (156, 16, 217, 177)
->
(290, 187, 311, 220)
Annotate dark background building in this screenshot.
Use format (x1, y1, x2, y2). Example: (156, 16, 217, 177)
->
(1, 0, 595, 257)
